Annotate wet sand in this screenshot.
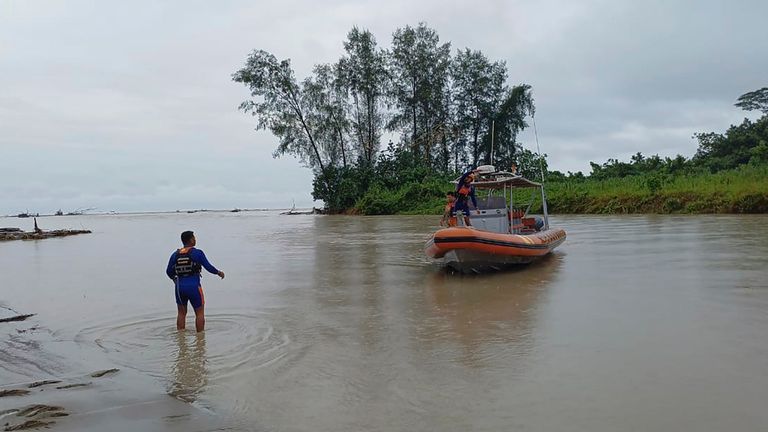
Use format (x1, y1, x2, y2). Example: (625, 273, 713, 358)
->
(2, 212, 768, 431)
(0, 307, 236, 431)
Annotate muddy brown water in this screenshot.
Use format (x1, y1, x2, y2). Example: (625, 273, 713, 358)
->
(1, 213, 768, 431)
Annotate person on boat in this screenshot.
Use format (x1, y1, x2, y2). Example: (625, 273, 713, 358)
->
(166, 231, 225, 332)
(455, 168, 480, 226)
(440, 192, 457, 227)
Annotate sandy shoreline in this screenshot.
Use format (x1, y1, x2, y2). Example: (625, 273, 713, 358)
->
(0, 306, 237, 432)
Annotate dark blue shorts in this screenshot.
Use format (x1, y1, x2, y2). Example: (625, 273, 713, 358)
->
(454, 200, 471, 216)
(175, 282, 205, 309)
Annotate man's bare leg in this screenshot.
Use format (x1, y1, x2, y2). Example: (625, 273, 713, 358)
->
(177, 304, 187, 330)
(194, 306, 205, 332)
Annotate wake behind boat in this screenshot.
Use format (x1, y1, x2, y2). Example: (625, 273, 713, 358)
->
(426, 168, 566, 273)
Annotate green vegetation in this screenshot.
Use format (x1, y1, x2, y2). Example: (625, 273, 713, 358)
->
(544, 164, 768, 214)
(234, 23, 535, 213)
(538, 113, 768, 214)
(326, 102, 767, 215)
(233, 29, 767, 215)
(333, 163, 768, 216)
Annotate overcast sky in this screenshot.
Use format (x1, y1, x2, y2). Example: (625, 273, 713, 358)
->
(1, 0, 765, 214)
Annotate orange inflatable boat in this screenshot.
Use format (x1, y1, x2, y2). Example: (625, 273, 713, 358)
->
(425, 168, 566, 273)
(426, 226, 566, 271)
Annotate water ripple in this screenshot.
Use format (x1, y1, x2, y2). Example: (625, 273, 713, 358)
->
(73, 312, 292, 390)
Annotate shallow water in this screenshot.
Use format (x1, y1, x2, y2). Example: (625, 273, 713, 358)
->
(2, 212, 768, 431)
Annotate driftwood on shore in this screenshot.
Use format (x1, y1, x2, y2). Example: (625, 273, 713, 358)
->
(280, 207, 324, 215)
(0, 314, 36, 323)
(1, 220, 92, 242)
(0, 229, 91, 241)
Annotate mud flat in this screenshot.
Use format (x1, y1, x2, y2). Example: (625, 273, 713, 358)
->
(0, 307, 238, 432)
(0, 228, 91, 242)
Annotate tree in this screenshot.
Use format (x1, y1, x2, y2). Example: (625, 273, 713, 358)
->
(233, 26, 540, 213)
(735, 87, 768, 115)
(488, 84, 535, 171)
(232, 50, 331, 178)
(388, 23, 451, 165)
(451, 49, 507, 167)
(302, 64, 350, 168)
(514, 148, 547, 180)
(694, 117, 768, 171)
(337, 27, 388, 166)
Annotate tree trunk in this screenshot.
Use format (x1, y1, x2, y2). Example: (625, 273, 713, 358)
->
(338, 121, 347, 168)
(411, 76, 418, 155)
(472, 123, 480, 167)
(353, 91, 365, 161)
(294, 106, 328, 178)
(366, 94, 375, 163)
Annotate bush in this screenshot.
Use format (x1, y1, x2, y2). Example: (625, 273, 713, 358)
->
(662, 197, 683, 213)
(354, 186, 401, 215)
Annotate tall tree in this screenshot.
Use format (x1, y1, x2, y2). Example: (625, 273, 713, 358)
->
(388, 23, 451, 165)
(304, 64, 350, 168)
(488, 84, 536, 171)
(233, 27, 539, 212)
(337, 27, 388, 166)
(232, 50, 333, 182)
(451, 49, 507, 167)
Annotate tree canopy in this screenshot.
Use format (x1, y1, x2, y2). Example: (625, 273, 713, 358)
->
(234, 23, 537, 211)
(735, 87, 768, 115)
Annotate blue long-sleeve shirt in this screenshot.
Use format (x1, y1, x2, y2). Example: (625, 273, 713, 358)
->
(456, 170, 478, 208)
(166, 247, 220, 287)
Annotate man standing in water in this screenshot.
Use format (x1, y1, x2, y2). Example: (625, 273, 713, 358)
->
(166, 231, 224, 332)
(440, 192, 457, 227)
(455, 168, 480, 226)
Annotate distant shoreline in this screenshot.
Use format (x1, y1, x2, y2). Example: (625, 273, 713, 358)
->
(1, 208, 310, 218)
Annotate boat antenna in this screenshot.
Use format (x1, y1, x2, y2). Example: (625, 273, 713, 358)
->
(532, 112, 550, 230)
(490, 120, 495, 165)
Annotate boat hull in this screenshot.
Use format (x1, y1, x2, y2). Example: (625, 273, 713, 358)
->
(425, 227, 566, 273)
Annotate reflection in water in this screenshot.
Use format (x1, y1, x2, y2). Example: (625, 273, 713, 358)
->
(169, 331, 208, 403)
(422, 254, 563, 367)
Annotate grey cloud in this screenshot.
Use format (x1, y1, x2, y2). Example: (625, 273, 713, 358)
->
(1, 0, 765, 214)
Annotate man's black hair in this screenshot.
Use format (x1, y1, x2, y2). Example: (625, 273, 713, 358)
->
(446, 192, 456, 197)
(181, 231, 195, 245)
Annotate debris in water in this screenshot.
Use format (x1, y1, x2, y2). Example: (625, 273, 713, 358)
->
(27, 380, 62, 389)
(15, 405, 66, 418)
(0, 315, 35, 324)
(0, 390, 30, 398)
(2, 404, 68, 431)
(54, 383, 90, 390)
(4, 420, 53, 431)
(90, 368, 120, 378)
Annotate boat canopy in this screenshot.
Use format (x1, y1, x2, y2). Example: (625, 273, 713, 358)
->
(451, 171, 542, 189)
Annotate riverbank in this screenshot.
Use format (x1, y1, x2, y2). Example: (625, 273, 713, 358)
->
(545, 164, 768, 214)
(348, 164, 768, 215)
(0, 304, 234, 431)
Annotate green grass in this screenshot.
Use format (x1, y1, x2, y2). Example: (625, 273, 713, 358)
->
(544, 164, 768, 214)
(350, 164, 768, 215)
